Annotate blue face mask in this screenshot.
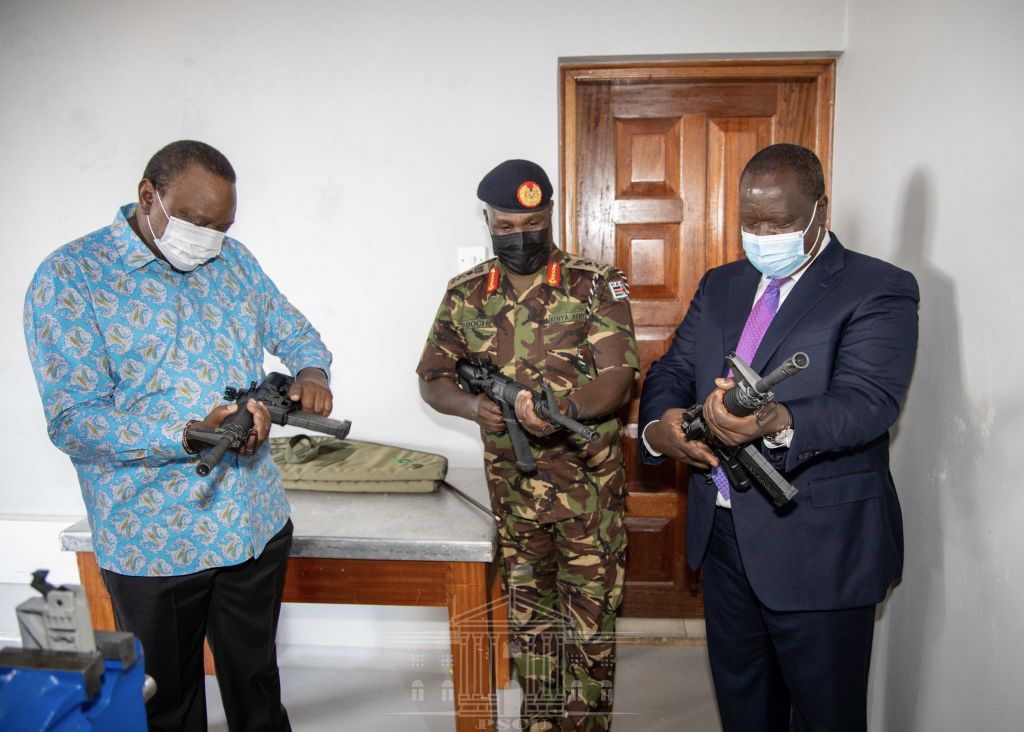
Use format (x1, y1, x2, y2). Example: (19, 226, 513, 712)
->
(742, 201, 821, 279)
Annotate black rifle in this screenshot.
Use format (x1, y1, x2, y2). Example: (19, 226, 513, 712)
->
(187, 372, 351, 476)
(683, 352, 809, 507)
(455, 358, 599, 474)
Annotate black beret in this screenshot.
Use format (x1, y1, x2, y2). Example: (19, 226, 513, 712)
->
(477, 159, 553, 212)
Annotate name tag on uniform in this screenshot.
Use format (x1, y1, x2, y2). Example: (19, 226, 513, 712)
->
(461, 319, 492, 329)
(548, 311, 588, 324)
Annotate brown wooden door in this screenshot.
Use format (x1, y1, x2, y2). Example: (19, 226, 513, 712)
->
(560, 59, 835, 617)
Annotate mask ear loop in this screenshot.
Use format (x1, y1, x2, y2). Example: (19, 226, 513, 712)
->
(803, 198, 825, 251)
(154, 189, 171, 219)
(145, 188, 170, 243)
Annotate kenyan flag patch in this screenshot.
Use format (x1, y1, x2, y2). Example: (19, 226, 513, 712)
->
(608, 280, 629, 300)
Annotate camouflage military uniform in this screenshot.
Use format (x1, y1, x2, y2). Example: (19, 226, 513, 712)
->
(417, 248, 638, 731)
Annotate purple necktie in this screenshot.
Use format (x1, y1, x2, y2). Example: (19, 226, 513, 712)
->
(710, 277, 789, 500)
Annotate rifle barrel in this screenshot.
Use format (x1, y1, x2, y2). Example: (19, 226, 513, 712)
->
(754, 352, 809, 394)
(545, 410, 600, 443)
(197, 435, 233, 477)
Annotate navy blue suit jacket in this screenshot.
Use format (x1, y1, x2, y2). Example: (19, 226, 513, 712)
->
(638, 236, 919, 611)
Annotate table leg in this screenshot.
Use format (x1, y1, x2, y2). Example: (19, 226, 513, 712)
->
(76, 552, 116, 631)
(488, 563, 511, 690)
(447, 562, 495, 731)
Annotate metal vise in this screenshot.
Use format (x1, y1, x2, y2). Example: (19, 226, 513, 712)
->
(0, 570, 153, 731)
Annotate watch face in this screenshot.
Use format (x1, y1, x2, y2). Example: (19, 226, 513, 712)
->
(766, 427, 793, 445)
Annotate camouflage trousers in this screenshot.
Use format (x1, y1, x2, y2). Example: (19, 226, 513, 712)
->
(498, 507, 627, 732)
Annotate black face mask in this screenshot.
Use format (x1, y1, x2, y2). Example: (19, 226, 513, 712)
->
(491, 228, 551, 275)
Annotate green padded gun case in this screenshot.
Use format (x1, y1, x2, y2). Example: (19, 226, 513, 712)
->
(270, 434, 447, 493)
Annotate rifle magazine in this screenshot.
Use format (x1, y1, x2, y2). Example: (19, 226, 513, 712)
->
(735, 444, 799, 507)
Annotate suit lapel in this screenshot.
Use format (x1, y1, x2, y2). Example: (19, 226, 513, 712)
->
(752, 234, 847, 373)
(723, 264, 762, 375)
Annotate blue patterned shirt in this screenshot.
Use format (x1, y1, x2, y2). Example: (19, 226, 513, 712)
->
(24, 205, 332, 577)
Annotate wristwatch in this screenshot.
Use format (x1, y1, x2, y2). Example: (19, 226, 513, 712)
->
(765, 425, 793, 445)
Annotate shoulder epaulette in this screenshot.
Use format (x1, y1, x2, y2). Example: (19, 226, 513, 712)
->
(447, 258, 498, 290)
(562, 253, 615, 277)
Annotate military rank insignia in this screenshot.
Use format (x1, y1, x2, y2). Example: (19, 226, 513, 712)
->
(545, 261, 561, 287)
(486, 266, 500, 294)
(608, 280, 629, 300)
(516, 181, 543, 208)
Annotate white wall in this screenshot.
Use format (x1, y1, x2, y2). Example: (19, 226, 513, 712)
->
(4, 1, 1021, 727)
(2, 0, 846, 516)
(833, 0, 1024, 728)
(0, 0, 845, 639)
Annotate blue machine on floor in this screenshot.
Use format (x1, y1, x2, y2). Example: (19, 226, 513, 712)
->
(0, 570, 152, 731)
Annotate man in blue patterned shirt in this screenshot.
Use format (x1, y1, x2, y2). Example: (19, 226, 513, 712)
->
(24, 140, 334, 731)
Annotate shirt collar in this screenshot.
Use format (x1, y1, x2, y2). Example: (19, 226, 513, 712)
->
(112, 203, 160, 272)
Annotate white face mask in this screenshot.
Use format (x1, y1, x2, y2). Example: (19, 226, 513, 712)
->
(741, 200, 821, 279)
(145, 191, 225, 272)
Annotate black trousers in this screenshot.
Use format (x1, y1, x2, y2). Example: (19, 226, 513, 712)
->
(702, 507, 876, 732)
(102, 519, 293, 732)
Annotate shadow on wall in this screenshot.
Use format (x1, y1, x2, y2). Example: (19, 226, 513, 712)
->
(878, 168, 985, 729)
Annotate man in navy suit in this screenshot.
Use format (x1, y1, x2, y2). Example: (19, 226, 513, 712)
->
(638, 144, 919, 731)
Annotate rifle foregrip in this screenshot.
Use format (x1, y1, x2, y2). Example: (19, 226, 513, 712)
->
(723, 386, 761, 417)
(534, 384, 600, 442)
(285, 412, 352, 439)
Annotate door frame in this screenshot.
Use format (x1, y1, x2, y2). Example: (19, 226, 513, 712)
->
(558, 57, 837, 617)
(559, 58, 837, 254)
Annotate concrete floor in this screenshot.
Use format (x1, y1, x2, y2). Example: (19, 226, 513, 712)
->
(206, 637, 721, 731)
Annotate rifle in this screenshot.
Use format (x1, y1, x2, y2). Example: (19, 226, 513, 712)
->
(454, 358, 599, 474)
(187, 372, 351, 477)
(683, 352, 809, 507)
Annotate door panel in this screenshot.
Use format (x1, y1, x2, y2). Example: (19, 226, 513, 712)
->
(707, 116, 774, 268)
(561, 59, 835, 617)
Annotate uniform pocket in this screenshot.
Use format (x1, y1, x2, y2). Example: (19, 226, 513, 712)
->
(461, 319, 497, 357)
(545, 344, 593, 390)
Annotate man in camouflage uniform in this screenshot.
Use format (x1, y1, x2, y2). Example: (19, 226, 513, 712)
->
(417, 159, 638, 731)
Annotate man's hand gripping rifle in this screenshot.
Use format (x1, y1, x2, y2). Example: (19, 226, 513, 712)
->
(187, 372, 352, 477)
(455, 358, 599, 474)
(684, 352, 809, 507)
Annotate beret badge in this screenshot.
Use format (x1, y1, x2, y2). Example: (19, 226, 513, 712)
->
(516, 181, 543, 209)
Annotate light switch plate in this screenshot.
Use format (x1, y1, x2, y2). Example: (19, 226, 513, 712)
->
(457, 246, 487, 272)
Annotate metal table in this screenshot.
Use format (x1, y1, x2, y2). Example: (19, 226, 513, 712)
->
(61, 467, 508, 731)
